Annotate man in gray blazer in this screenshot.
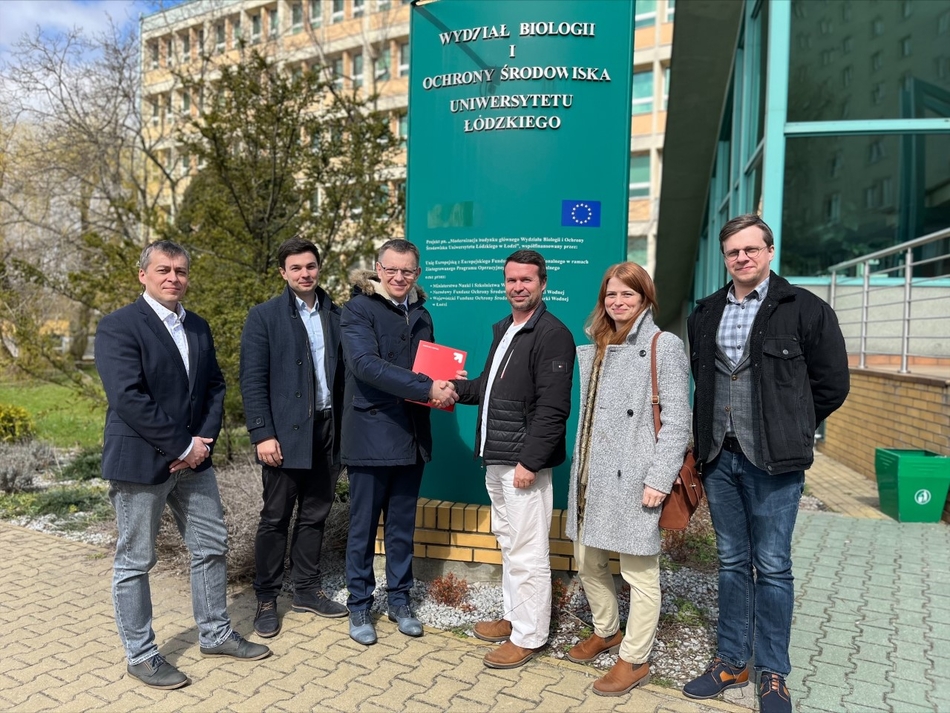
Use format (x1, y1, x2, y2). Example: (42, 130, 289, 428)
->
(96, 240, 270, 691)
(240, 237, 347, 638)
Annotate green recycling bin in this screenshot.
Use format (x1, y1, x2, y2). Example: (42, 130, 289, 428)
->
(875, 449, 950, 522)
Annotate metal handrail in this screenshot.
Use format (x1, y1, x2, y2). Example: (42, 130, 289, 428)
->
(825, 227, 950, 374)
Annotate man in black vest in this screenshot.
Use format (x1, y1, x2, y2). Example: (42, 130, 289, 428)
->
(683, 215, 849, 713)
(241, 237, 347, 638)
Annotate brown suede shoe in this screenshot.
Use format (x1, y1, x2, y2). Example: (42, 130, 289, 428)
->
(566, 631, 623, 663)
(483, 641, 545, 669)
(592, 660, 650, 696)
(473, 618, 512, 642)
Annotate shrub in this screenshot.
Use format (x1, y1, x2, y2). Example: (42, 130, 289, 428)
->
(0, 440, 56, 493)
(58, 447, 103, 482)
(428, 572, 472, 610)
(0, 403, 36, 443)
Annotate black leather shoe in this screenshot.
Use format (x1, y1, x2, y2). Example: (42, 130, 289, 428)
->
(292, 590, 348, 618)
(200, 631, 271, 660)
(127, 653, 188, 689)
(254, 599, 280, 638)
(388, 603, 423, 637)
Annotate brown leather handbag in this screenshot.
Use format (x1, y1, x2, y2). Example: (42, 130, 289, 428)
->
(650, 332, 703, 531)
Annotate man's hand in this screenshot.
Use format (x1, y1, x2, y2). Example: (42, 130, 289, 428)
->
(513, 463, 536, 489)
(171, 436, 214, 472)
(429, 379, 458, 409)
(642, 484, 667, 508)
(454, 369, 468, 380)
(256, 437, 283, 468)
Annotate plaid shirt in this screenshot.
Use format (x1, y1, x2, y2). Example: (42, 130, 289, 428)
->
(716, 277, 770, 369)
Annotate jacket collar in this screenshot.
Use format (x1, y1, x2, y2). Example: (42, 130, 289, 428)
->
(284, 284, 332, 314)
(348, 268, 427, 305)
(498, 300, 549, 333)
(696, 271, 793, 308)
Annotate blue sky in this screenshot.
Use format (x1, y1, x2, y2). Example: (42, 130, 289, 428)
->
(0, 0, 188, 57)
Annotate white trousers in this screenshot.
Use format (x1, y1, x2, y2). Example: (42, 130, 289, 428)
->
(574, 533, 660, 664)
(485, 464, 553, 649)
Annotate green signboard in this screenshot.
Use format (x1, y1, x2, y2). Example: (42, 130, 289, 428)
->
(407, 0, 636, 507)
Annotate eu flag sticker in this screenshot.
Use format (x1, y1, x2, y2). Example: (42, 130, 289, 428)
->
(561, 200, 601, 227)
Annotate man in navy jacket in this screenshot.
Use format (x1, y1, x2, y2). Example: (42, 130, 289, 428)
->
(340, 238, 458, 645)
(96, 240, 269, 691)
(240, 237, 347, 638)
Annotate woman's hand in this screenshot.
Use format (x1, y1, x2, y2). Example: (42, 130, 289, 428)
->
(642, 484, 667, 508)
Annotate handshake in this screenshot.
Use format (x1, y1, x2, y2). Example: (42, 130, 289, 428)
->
(428, 379, 459, 409)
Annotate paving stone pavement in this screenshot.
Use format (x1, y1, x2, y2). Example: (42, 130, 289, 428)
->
(0, 523, 741, 713)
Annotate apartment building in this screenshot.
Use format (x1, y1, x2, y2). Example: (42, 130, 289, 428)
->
(141, 0, 676, 272)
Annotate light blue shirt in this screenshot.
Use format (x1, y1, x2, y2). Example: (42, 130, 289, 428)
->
(295, 294, 331, 410)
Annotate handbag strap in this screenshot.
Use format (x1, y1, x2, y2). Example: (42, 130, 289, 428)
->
(650, 331, 662, 441)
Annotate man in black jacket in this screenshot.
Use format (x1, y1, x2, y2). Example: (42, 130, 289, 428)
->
(455, 249, 575, 670)
(240, 237, 348, 639)
(682, 215, 849, 713)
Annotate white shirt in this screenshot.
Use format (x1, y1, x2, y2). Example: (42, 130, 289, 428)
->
(479, 321, 525, 457)
(142, 292, 193, 461)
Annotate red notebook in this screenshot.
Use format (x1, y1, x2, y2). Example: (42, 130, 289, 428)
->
(409, 340, 467, 411)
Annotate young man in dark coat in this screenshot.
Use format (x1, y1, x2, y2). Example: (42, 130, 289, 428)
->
(683, 214, 849, 713)
(240, 237, 347, 638)
(340, 238, 458, 645)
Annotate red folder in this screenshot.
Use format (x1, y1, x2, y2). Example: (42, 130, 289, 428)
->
(409, 340, 467, 411)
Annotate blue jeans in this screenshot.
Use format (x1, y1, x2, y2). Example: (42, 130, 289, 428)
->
(703, 451, 804, 675)
(345, 461, 424, 612)
(109, 468, 231, 664)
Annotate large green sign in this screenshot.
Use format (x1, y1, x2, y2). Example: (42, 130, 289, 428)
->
(408, 0, 635, 507)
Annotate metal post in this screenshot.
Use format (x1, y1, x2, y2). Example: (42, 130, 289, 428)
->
(829, 270, 837, 308)
(859, 261, 870, 369)
(900, 246, 913, 374)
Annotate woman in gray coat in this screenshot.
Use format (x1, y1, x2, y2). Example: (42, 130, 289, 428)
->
(565, 262, 691, 696)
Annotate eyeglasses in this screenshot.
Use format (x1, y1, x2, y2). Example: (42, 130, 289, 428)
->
(377, 264, 419, 279)
(723, 245, 770, 262)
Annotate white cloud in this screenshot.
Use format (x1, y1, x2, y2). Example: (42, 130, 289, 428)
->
(0, 0, 143, 53)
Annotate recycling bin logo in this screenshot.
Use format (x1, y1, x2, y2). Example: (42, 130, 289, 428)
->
(915, 489, 932, 505)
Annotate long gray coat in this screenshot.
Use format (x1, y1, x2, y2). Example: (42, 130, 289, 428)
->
(565, 311, 691, 556)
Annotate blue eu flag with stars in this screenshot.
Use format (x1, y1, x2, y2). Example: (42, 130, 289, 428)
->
(561, 200, 601, 227)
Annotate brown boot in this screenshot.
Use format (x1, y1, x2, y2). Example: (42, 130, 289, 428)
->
(483, 640, 545, 669)
(473, 618, 512, 642)
(592, 660, 650, 696)
(566, 631, 623, 663)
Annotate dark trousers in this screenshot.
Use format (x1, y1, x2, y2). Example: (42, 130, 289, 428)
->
(253, 415, 339, 601)
(345, 459, 424, 612)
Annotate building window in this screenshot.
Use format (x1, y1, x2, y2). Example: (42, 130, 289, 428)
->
(232, 18, 242, 45)
(830, 152, 842, 178)
(165, 38, 174, 67)
(632, 70, 653, 114)
(331, 0, 343, 23)
(820, 18, 832, 35)
(881, 177, 893, 208)
(793, 0, 807, 19)
(864, 185, 878, 209)
(871, 16, 884, 38)
(871, 51, 882, 72)
(821, 49, 835, 67)
(150, 42, 159, 70)
(164, 93, 173, 123)
(635, 0, 656, 29)
(292, 3, 303, 32)
(197, 29, 204, 53)
(825, 193, 841, 223)
(378, 0, 392, 9)
(251, 14, 262, 42)
(354, 0, 365, 17)
(180, 33, 190, 62)
(900, 36, 911, 57)
(352, 53, 363, 88)
(150, 99, 159, 125)
(797, 33, 812, 50)
(268, 9, 279, 38)
(398, 42, 410, 77)
(842, 0, 851, 22)
(310, 0, 322, 26)
(331, 56, 343, 89)
(180, 152, 190, 175)
(940, 11, 950, 35)
(398, 113, 408, 145)
(842, 36, 852, 54)
(215, 23, 225, 52)
(629, 153, 650, 198)
(868, 139, 885, 164)
(181, 90, 191, 114)
(872, 82, 885, 104)
(375, 47, 391, 81)
(902, 0, 913, 19)
(665, 0, 675, 22)
(842, 65, 852, 88)
(663, 66, 670, 110)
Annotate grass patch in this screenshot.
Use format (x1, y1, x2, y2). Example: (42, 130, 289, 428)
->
(0, 482, 112, 528)
(661, 501, 718, 573)
(0, 381, 104, 449)
(668, 597, 707, 627)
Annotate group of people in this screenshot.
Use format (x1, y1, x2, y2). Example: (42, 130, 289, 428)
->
(95, 213, 848, 713)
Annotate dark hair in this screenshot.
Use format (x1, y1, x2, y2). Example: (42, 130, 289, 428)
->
(585, 262, 658, 349)
(719, 214, 774, 251)
(278, 237, 321, 269)
(377, 238, 420, 265)
(139, 240, 190, 271)
(504, 249, 547, 283)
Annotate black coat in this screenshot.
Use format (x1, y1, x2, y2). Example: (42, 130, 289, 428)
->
(687, 272, 850, 475)
(239, 285, 344, 469)
(455, 302, 575, 472)
(339, 270, 434, 466)
(95, 297, 226, 485)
